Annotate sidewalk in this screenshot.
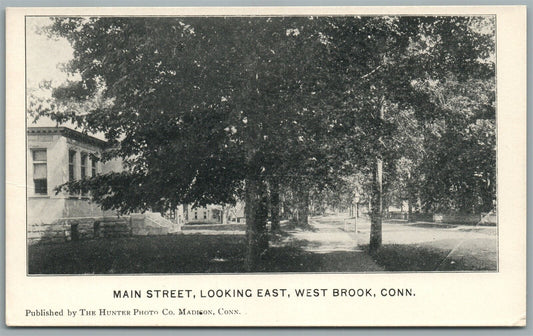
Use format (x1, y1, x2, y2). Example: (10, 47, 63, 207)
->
(275, 215, 384, 272)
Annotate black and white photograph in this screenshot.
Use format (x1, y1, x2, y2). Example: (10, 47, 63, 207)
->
(25, 14, 498, 274)
(6, 6, 526, 327)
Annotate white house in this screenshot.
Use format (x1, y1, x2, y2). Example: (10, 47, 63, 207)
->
(27, 126, 180, 243)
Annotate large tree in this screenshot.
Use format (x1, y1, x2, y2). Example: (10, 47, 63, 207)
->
(39, 17, 346, 270)
(33, 15, 495, 267)
(319, 16, 495, 251)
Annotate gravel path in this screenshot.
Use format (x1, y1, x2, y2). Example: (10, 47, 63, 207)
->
(281, 216, 385, 272)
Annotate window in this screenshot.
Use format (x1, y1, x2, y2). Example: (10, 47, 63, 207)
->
(203, 211, 207, 219)
(194, 212, 198, 220)
(91, 158, 97, 177)
(68, 150, 79, 197)
(69, 150, 76, 182)
(80, 153, 88, 196)
(32, 149, 47, 195)
(80, 152, 87, 179)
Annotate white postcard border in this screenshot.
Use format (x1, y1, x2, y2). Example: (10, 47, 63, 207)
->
(5, 6, 527, 327)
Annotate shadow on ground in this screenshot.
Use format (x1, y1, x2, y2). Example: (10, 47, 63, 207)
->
(28, 233, 379, 274)
(368, 239, 497, 272)
(261, 236, 382, 272)
(28, 235, 247, 274)
(28, 218, 497, 274)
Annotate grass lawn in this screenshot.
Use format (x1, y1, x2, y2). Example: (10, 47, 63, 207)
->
(29, 235, 247, 274)
(28, 234, 379, 274)
(368, 241, 497, 272)
(28, 220, 497, 274)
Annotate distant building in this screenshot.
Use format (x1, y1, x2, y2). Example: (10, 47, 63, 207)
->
(227, 202, 246, 223)
(183, 204, 225, 224)
(181, 203, 245, 225)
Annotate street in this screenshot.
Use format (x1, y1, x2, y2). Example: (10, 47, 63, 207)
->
(282, 214, 497, 271)
(28, 213, 498, 273)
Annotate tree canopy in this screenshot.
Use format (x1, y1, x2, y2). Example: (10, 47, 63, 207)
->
(31, 15, 496, 268)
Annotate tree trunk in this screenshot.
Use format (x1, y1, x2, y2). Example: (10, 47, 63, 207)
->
(299, 189, 309, 227)
(293, 208, 299, 224)
(291, 187, 308, 227)
(370, 157, 383, 252)
(407, 198, 412, 222)
(282, 195, 291, 220)
(270, 181, 280, 232)
(244, 175, 269, 272)
(370, 100, 385, 253)
(183, 203, 188, 223)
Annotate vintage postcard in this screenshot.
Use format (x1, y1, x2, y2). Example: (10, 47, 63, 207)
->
(5, 6, 526, 326)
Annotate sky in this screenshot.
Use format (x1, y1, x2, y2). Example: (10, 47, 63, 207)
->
(26, 17, 75, 91)
(25, 17, 87, 130)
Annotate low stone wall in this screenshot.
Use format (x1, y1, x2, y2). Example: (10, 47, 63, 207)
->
(408, 213, 434, 222)
(28, 216, 131, 245)
(407, 212, 496, 225)
(433, 213, 482, 225)
(98, 217, 132, 238)
(382, 211, 496, 226)
(28, 221, 69, 245)
(385, 211, 408, 220)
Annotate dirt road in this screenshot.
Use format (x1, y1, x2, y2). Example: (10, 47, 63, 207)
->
(283, 214, 497, 271)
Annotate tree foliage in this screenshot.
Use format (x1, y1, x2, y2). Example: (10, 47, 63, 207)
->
(32, 15, 496, 264)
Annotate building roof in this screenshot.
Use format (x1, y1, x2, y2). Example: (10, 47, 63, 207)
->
(27, 126, 108, 148)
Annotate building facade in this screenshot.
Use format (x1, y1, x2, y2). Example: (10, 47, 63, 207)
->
(27, 126, 180, 243)
(27, 127, 114, 227)
(27, 126, 245, 243)
(181, 203, 246, 225)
